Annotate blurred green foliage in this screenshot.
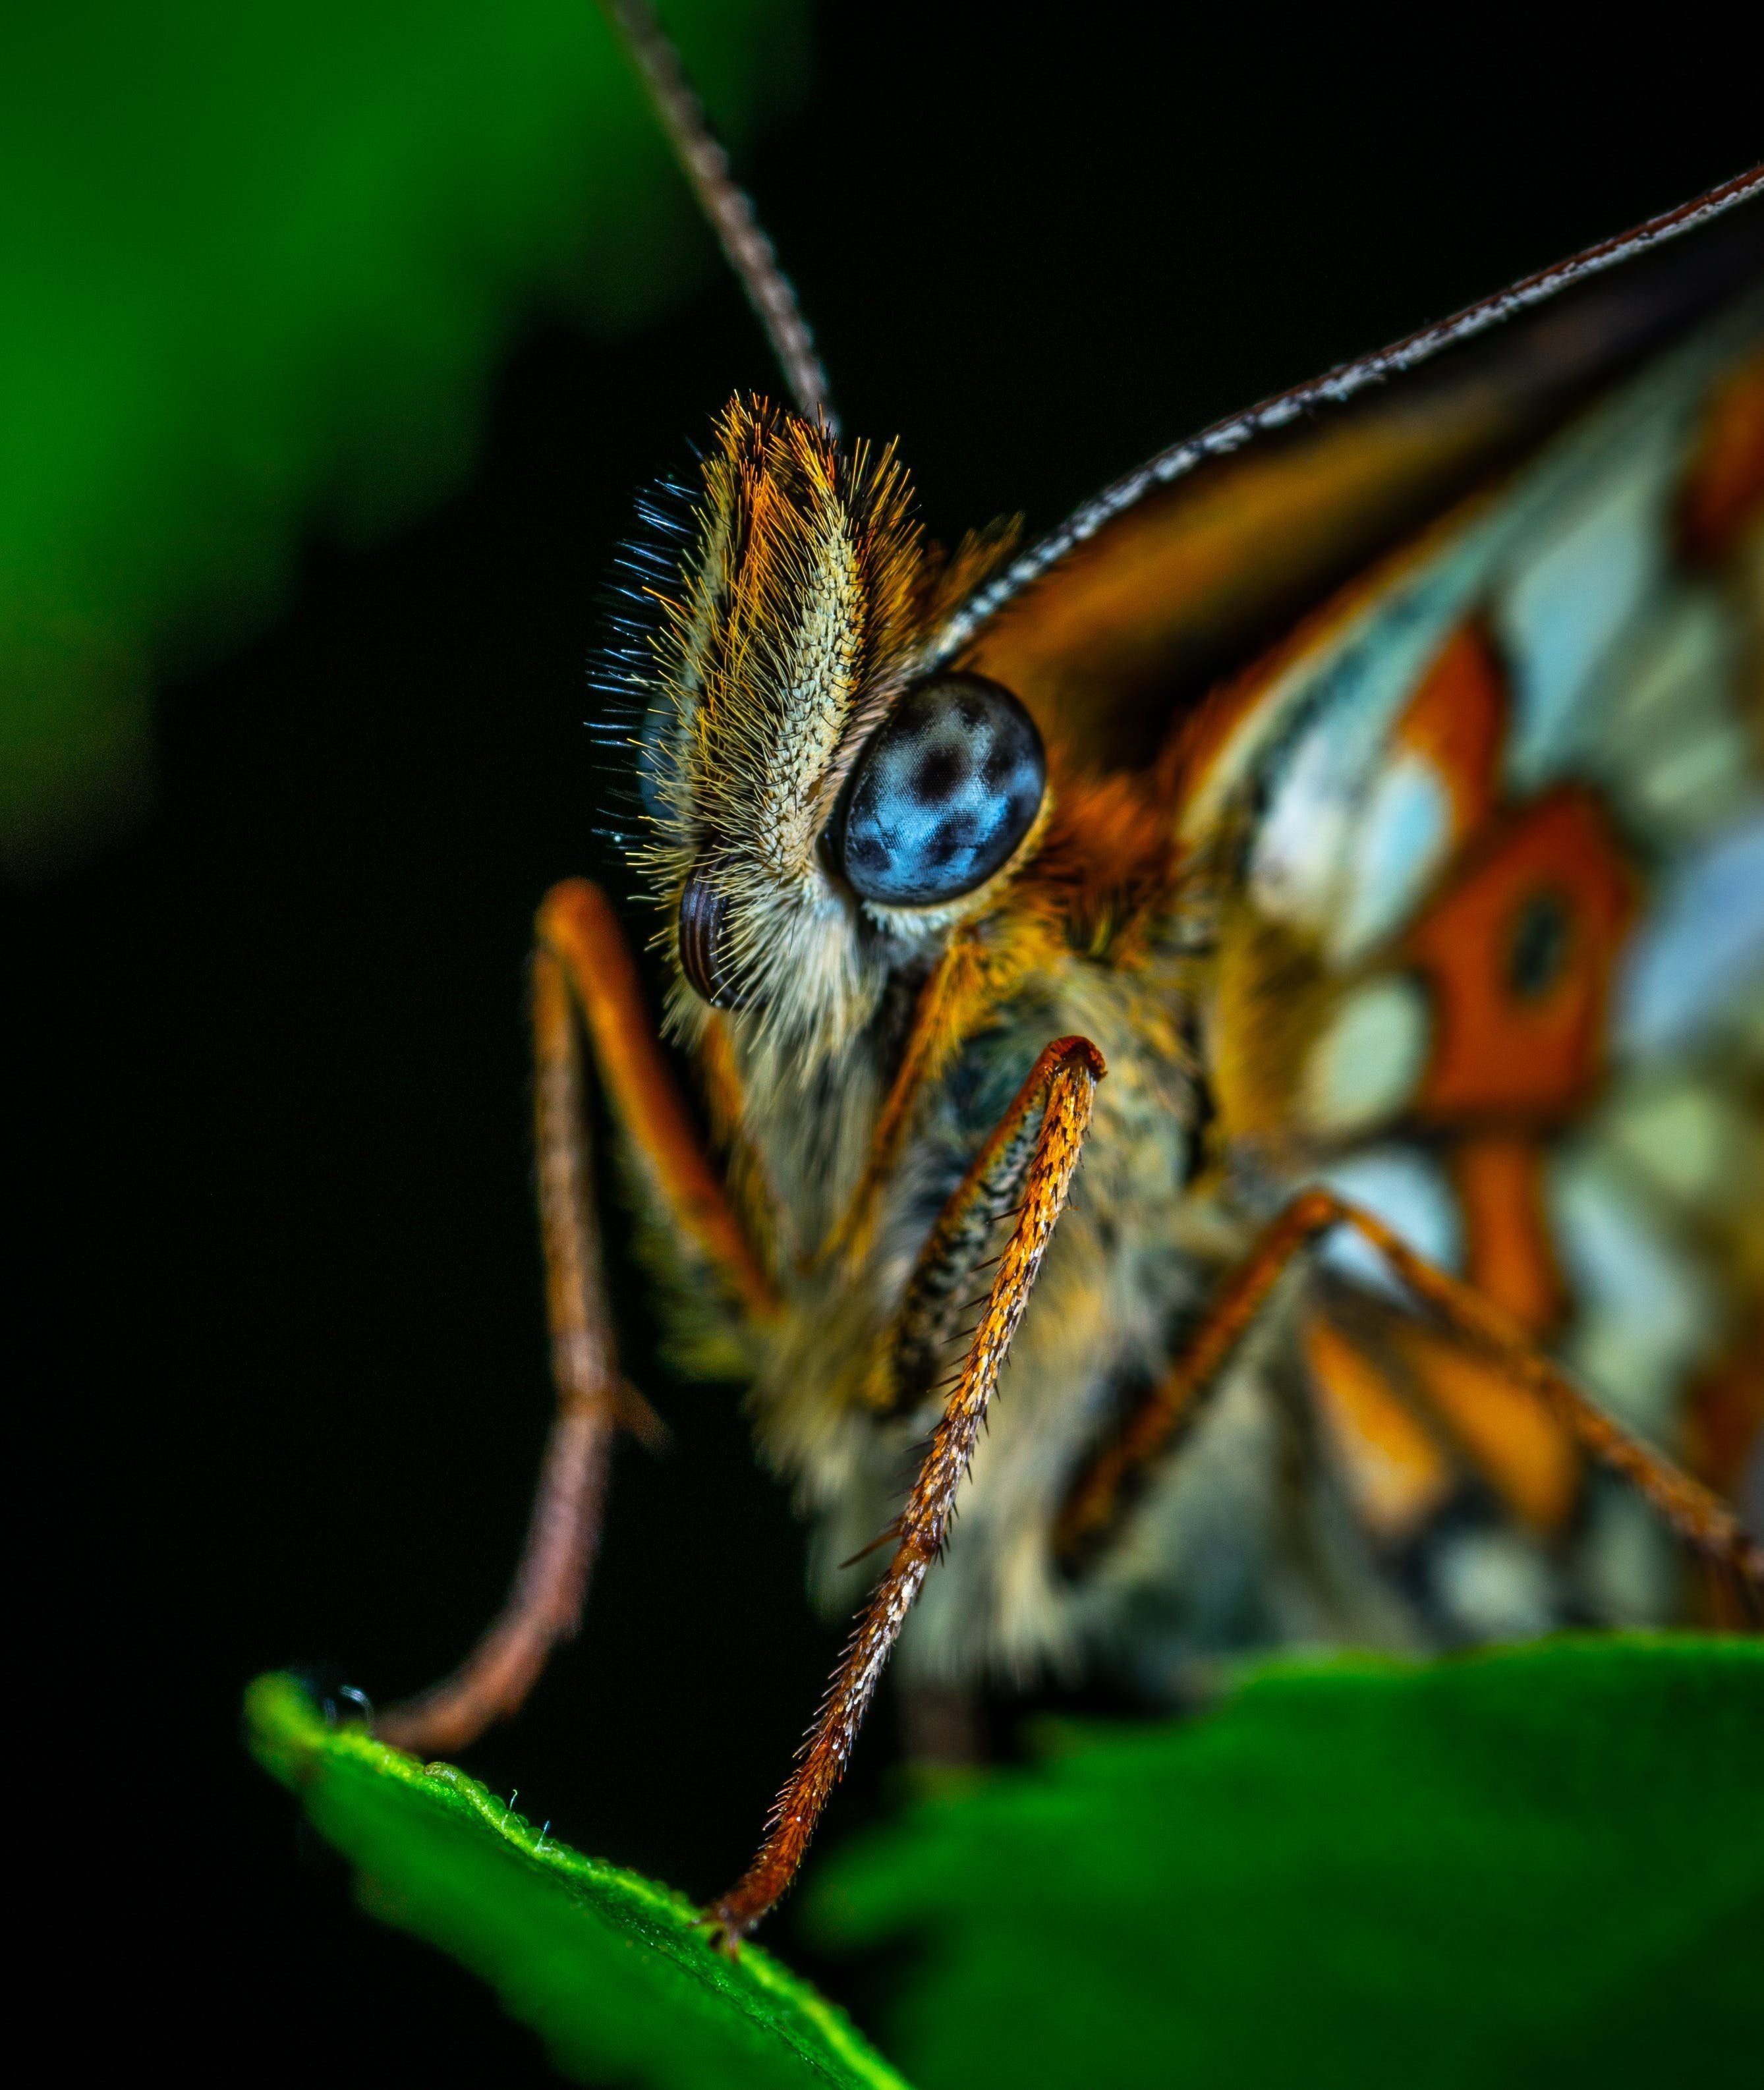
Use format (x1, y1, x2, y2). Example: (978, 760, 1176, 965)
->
(246, 1673, 908, 2090)
(0, 0, 806, 876)
(812, 1636, 1764, 2090)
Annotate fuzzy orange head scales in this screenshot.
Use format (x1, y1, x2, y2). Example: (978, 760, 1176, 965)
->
(631, 396, 1043, 1070)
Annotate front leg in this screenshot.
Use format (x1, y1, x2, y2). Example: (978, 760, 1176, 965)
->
(378, 881, 776, 1755)
(709, 1034, 1106, 1942)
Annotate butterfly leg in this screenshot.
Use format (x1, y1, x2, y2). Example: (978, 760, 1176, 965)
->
(1056, 1188, 1763, 1592)
(706, 1034, 1106, 1944)
(378, 880, 776, 1756)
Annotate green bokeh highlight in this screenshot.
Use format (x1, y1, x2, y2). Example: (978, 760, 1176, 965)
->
(246, 1673, 909, 2090)
(0, 1, 805, 874)
(811, 1636, 1764, 2089)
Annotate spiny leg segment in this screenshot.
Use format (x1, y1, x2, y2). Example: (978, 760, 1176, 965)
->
(378, 881, 775, 1756)
(1056, 1187, 1764, 1593)
(709, 1035, 1106, 1942)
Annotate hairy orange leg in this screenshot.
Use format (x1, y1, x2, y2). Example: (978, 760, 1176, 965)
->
(708, 1035, 1106, 1944)
(539, 880, 778, 1320)
(1056, 1189, 1764, 1591)
(378, 881, 776, 1756)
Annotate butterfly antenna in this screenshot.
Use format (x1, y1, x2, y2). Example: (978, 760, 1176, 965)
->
(600, 0, 839, 434)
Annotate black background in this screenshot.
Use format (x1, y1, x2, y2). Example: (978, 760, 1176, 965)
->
(13, 9, 1760, 2079)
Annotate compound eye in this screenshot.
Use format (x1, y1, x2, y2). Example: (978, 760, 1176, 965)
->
(838, 673, 1046, 906)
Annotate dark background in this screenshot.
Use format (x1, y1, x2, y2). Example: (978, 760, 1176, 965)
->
(13, 10, 1760, 2077)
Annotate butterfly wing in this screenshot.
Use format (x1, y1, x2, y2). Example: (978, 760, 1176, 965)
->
(936, 171, 1762, 776)
(937, 174, 1763, 1629)
(1187, 308, 1761, 1622)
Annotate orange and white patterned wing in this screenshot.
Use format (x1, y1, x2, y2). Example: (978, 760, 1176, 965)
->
(1186, 309, 1763, 1629)
(926, 174, 1761, 1641)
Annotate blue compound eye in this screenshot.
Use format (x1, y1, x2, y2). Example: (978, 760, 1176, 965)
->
(837, 674, 1046, 906)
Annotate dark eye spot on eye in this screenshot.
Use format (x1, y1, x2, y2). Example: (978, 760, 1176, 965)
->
(913, 744, 968, 803)
(925, 811, 981, 869)
(834, 673, 1046, 907)
(1506, 887, 1575, 1000)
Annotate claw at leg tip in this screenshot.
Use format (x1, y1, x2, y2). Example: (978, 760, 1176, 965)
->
(697, 1904, 748, 1958)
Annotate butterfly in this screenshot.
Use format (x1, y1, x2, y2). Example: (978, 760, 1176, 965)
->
(372, 0, 1764, 1946)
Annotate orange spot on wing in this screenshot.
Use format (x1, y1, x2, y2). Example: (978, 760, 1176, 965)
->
(1387, 1321, 1581, 1533)
(1303, 1312, 1455, 1541)
(1406, 787, 1638, 1123)
(1677, 349, 1764, 569)
(1394, 621, 1508, 847)
(1451, 1134, 1568, 1335)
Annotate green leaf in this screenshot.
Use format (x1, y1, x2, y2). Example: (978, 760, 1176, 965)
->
(809, 1635, 1764, 2090)
(245, 1673, 908, 2090)
(0, 0, 807, 876)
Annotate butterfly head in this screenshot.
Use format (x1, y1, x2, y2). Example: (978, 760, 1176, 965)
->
(625, 396, 1044, 1065)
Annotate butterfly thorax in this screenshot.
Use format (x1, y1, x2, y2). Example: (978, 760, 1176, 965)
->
(724, 799, 1248, 1672)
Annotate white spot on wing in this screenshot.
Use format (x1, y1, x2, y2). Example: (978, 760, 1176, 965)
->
(1435, 1529, 1556, 1640)
(1599, 588, 1750, 847)
(1329, 755, 1454, 963)
(1303, 976, 1431, 1137)
(1616, 809, 1764, 1058)
(1251, 569, 1478, 934)
(1496, 429, 1669, 789)
(1604, 1075, 1759, 1216)
(1549, 1148, 1716, 1436)
(1579, 1490, 1676, 1626)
